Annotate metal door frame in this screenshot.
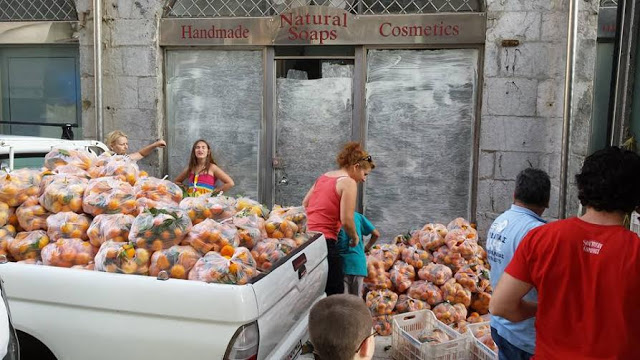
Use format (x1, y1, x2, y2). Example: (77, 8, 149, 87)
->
(264, 46, 361, 207)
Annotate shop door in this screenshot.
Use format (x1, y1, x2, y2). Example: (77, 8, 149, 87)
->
(273, 48, 356, 206)
(364, 49, 479, 239)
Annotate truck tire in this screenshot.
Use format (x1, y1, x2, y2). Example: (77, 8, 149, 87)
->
(16, 331, 57, 360)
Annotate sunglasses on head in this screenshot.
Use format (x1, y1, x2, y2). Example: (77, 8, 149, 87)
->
(360, 155, 372, 162)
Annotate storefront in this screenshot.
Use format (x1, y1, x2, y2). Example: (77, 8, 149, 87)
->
(160, 0, 486, 238)
(0, 0, 81, 139)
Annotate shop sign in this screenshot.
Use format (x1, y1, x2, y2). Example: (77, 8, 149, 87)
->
(160, 6, 485, 46)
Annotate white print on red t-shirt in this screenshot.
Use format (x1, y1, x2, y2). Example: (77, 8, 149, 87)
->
(583, 240, 603, 255)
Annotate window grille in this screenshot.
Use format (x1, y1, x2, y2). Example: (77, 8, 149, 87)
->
(164, 0, 483, 17)
(0, 0, 77, 21)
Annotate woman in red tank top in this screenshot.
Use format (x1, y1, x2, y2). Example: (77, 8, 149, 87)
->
(302, 142, 375, 296)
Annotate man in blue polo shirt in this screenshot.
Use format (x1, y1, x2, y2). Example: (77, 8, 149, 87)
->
(487, 168, 550, 360)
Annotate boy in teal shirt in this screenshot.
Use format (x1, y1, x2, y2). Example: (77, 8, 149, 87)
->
(337, 212, 380, 297)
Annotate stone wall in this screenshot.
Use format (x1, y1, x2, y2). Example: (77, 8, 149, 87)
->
(72, 0, 600, 235)
(476, 0, 599, 237)
(75, 0, 165, 176)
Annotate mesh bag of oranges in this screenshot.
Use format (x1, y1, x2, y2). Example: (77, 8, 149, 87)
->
(454, 265, 481, 293)
(0, 202, 8, 227)
(445, 229, 479, 260)
(363, 255, 392, 290)
(373, 315, 393, 336)
(94, 241, 150, 275)
(235, 197, 270, 219)
(233, 212, 267, 250)
(179, 197, 212, 225)
(432, 302, 467, 325)
(83, 177, 137, 216)
(272, 206, 307, 233)
(54, 164, 90, 178)
(205, 196, 236, 221)
(188, 247, 258, 285)
(134, 177, 183, 204)
(250, 238, 297, 271)
(407, 280, 444, 306)
(442, 278, 472, 307)
(40, 176, 88, 213)
(418, 263, 453, 286)
(415, 223, 448, 251)
(0, 168, 42, 207)
(432, 245, 467, 273)
(182, 218, 239, 255)
(264, 213, 298, 239)
(369, 244, 401, 271)
(470, 291, 491, 315)
(389, 261, 416, 293)
(93, 155, 139, 185)
(365, 289, 398, 316)
(41, 238, 96, 268)
(149, 245, 201, 279)
(395, 294, 429, 313)
(179, 196, 237, 225)
(87, 214, 135, 247)
(8, 230, 50, 261)
(129, 207, 192, 251)
(16, 196, 50, 231)
(44, 148, 96, 171)
(46, 212, 91, 241)
(0, 225, 16, 257)
(401, 246, 433, 269)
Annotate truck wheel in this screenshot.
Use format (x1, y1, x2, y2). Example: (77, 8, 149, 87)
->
(16, 330, 57, 360)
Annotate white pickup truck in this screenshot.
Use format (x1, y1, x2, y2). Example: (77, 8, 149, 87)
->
(0, 136, 328, 360)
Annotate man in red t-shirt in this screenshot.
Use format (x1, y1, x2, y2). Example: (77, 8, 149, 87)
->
(490, 147, 640, 360)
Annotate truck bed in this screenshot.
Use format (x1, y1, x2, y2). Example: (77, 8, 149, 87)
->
(0, 233, 327, 360)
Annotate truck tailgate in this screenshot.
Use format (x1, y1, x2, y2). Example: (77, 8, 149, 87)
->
(250, 233, 327, 359)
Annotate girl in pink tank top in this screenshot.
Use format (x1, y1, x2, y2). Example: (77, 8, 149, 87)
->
(302, 142, 376, 296)
(173, 139, 235, 196)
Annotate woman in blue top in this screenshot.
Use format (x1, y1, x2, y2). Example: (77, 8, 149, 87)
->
(337, 212, 380, 297)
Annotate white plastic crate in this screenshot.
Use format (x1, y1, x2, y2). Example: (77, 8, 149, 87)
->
(465, 322, 497, 360)
(391, 310, 468, 360)
(631, 211, 640, 237)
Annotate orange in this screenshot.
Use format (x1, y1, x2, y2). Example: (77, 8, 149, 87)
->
(228, 263, 239, 274)
(156, 254, 170, 269)
(152, 240, 164, 251)
(61, 248, 77, 262)
(107, 200, 119, 211)
(135, 248, 149, 263)
(121, 261, 138, 274)
(161, 231, 171, 240)
(69, 198, 83, 212)
(220, 245, 235, 257)
(105, 248, 118, 259)
(169, 264, 186, 279)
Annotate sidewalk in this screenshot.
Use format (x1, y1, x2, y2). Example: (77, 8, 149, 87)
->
(299, 335, 394, 360)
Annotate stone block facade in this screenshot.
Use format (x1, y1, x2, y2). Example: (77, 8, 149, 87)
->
(76, 0, 165, 177)
(476, 0, 598, 237)
(73, 0, 600, 239)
